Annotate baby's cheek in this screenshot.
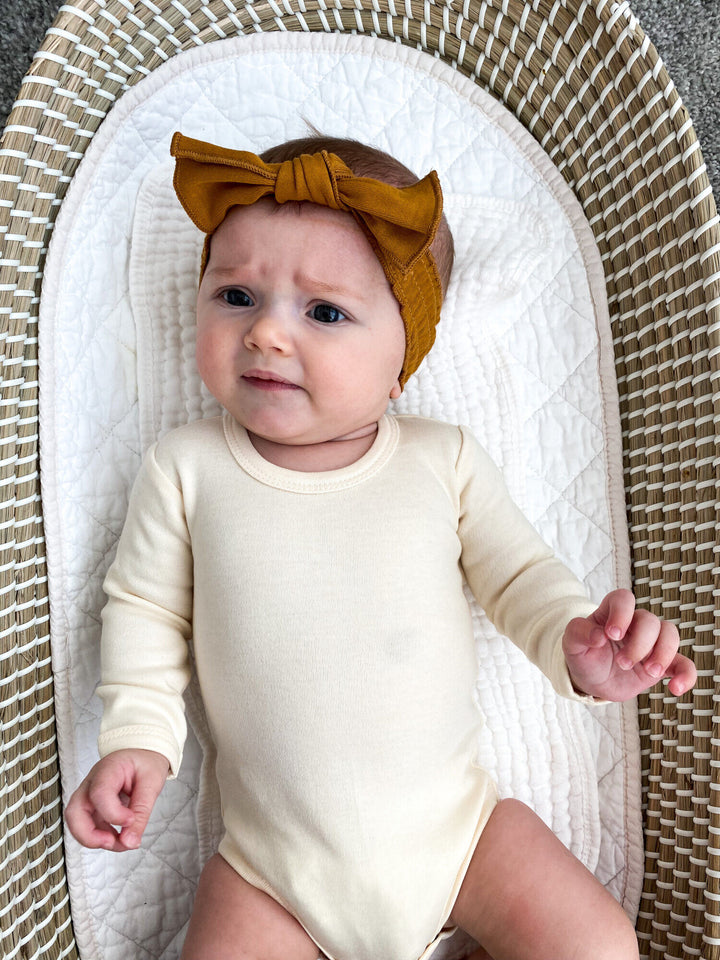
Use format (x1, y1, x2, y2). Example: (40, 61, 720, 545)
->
(195, 326, 229, 389)
(194, 333, 212, 378)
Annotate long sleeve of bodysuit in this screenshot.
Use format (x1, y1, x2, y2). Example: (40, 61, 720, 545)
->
(96, 443, 194, 775)
(454, 425, 598, 700)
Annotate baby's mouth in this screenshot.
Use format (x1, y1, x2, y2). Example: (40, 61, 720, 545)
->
(242, 370, 301, 391)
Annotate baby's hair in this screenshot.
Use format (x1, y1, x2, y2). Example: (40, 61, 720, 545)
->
(260, 135, 455, 297)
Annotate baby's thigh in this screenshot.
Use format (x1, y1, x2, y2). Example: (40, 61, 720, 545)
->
(449, 799, 639, 960)
(181, 854, 320, 960)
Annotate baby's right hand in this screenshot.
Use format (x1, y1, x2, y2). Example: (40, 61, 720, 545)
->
(65, 749, 170, 852)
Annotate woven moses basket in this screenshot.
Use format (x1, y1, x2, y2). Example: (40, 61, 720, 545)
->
(0, 1, 718, 958)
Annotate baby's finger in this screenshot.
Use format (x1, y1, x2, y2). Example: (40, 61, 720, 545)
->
(64, 796, 101, 847)
(636, 619, 681, 681)
(597, 589, 636, 642)
(666, 652, 698, 697)
(89, 813, 131, 853)
(86, 770, 134, 831)
(562, 616, 606, 657)
(65, 792, 125, 851)
(614, 608, 665, 671)
(120, 779, 161, 850)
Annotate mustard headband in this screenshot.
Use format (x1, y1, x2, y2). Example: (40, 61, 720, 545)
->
(170, 132, 444, 385)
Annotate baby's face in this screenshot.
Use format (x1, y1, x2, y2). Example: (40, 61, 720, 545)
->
(196, 199, 406, 454)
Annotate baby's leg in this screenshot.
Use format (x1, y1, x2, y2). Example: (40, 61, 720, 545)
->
(450, 799, 639, 960)
(181, 854, 320, 960)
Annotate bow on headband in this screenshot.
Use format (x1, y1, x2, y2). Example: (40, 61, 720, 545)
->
(170, 132, 444, 384)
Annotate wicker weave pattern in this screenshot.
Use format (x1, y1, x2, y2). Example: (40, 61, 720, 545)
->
(0, 1, 718, 958)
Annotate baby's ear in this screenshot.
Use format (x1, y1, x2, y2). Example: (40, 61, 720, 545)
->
(390, 380, 403, 400)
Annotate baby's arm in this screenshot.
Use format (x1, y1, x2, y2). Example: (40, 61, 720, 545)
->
(65, 749, 170, 852)
(456, 427, 695, 701)
(563, 588, 696, 700)
(68, 440, 194, 850)
(96, 441, 193, 774)
(457, 428, 600, 697)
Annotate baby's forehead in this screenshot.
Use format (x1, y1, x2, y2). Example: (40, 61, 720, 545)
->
(210, 200, 377, 262)
(217, 197, 357, 230)
(205, 200, 389, 284)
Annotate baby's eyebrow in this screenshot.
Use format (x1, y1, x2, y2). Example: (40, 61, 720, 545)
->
(204, 265, 246, 281)
(299, 274, 365, 302)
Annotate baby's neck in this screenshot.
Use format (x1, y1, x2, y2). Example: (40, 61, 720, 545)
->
(248, 424, 379, 472)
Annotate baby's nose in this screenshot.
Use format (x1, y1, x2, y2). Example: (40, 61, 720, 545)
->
(243, 308, 293, 353)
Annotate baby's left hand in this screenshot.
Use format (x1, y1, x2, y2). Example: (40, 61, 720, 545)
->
(563, 589, 697, 701)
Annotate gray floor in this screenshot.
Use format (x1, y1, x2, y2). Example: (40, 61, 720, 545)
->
(0, 0, 717, 196)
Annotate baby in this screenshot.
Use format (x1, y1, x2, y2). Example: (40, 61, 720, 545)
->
(65, 132, 696, 960)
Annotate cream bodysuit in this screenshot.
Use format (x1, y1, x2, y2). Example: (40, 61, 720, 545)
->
(97, 413, 597, 960)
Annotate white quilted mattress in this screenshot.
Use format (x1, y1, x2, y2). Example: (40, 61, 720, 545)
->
(40, 32, 642, 960)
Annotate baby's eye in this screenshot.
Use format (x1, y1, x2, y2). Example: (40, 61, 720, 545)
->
(311, 303, 347, 324)
(222, 288, 253, 307)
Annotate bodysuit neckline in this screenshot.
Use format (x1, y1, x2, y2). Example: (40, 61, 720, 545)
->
(222, 412, 400, 493)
